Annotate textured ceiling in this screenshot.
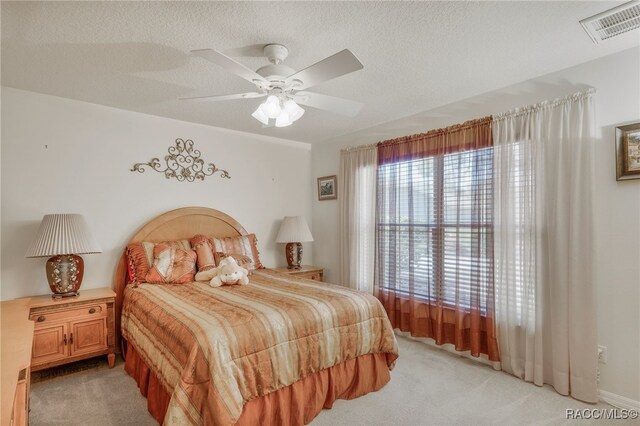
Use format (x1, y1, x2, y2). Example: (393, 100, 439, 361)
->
(2, 1, 638, 144)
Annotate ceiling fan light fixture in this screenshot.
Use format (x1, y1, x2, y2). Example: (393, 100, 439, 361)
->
(251, 106, 269, 125)
(260, 95, 282, 119)
(275, 110, 293, 127)
(283, 100, 305, 122)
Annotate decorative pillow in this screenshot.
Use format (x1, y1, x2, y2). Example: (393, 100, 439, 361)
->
(190, 235, 216, 272)
(126, 240, 191, 284)
(145, 243, 197, 284)
(211, 233, 264, 269)
(213, 252, 255, 273)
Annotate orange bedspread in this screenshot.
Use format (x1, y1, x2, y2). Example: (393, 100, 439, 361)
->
(121, 269, 398, 425)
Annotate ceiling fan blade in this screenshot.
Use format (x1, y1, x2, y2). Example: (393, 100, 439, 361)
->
(286, 49, 363, 91)
(293, 91, 363, 117)
(191, 48, 267, 85)
(179, 92, 266, 102)
(223, 44, 267, 58)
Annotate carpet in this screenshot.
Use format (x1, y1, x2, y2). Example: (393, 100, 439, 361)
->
(30, 358, 156, 426)
(30, 336, 635, 425)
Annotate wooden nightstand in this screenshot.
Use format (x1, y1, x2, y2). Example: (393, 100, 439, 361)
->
(29, 288, 116, 371)
(273, 265, 324, 282)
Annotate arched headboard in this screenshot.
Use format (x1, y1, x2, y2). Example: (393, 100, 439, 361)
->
(112, 207, 248, 346)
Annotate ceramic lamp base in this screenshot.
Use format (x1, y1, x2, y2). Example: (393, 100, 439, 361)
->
(285, 242, 303, 270)
(46, 254, 84, 298)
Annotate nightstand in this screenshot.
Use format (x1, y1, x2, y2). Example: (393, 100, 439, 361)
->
(29, 287, 116, 371)
(273, 265, 324, 282)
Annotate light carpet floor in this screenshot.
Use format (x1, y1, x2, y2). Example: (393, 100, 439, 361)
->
(30, 336, 635, 426)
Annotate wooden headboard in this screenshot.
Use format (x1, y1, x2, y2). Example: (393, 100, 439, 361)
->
(112, 207, 247, 347)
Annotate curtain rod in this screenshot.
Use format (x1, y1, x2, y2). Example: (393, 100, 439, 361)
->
(493, 88, 595, 121)
(341, 88, 596, 152)
(340, 143, 378, 153)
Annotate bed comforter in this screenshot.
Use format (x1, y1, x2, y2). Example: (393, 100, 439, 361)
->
(121, 269, 398, 425)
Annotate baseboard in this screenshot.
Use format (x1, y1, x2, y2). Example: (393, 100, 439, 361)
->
(599, 390, 640, 411)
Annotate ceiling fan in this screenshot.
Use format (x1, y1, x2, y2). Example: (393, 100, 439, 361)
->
(180, 44, 364, 127)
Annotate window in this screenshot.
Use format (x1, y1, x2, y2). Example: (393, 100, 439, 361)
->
(376, 147, 494, 311)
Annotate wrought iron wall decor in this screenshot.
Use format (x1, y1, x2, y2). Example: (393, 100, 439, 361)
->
(131, 138, 230, 182)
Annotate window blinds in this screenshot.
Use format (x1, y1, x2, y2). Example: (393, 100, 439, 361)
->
(377, 147, 494, 311)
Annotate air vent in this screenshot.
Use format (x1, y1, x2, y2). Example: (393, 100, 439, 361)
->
(580, 0, 640, 43)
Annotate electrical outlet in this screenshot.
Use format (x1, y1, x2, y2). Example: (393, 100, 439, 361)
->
(598, 345, 608, 364)
(597, 368, 601, 383)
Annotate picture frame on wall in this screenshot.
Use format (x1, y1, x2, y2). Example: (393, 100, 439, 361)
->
(616, 122, 640, 181)
(317, 175, 337, 200)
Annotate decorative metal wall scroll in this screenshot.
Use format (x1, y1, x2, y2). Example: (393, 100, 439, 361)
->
(131, 138, 230, 182)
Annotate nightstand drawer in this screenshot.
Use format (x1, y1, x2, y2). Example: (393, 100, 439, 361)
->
(30, 303, 108, 325)
(272, 266, 324, 282)
(297, 271, 323, 281)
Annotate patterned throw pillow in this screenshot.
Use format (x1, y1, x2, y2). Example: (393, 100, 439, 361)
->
(190, 235, 216, 272)
(211, 234, 263, 269)
(145, 243, 197, 284)
(213, 252, 255, 273)
(126, 240, 192, 284)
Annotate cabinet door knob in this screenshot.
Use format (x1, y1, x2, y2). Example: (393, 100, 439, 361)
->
(63, 334, 67, 346)
(37, 315, 45, 322)
(70, 333, 74, 344)
(89, 308, 96, 314)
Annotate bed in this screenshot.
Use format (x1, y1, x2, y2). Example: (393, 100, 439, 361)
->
(113, 207, 398, 425)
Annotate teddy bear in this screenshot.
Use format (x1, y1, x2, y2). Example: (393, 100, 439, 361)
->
(195, 255, 249, 287)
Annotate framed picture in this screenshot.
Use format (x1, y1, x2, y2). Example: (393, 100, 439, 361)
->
(616, 122, 640, 181)
(317, 175, 337, 200)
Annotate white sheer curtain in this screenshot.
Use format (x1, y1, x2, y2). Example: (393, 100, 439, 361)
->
(338, 145, 378, 293)
(493, 89, 598, 402)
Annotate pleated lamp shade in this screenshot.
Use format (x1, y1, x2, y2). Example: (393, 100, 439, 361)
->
(25, 214, 102, 258)
(275, 216, 314, 243)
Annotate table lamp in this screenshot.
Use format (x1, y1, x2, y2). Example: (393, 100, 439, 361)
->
(25, 214, 102, 298)
(275, 216, 314, 269)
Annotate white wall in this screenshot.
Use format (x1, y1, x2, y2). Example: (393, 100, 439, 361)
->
(1, 87, 312, 300)
(312, 47, 640, 402)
